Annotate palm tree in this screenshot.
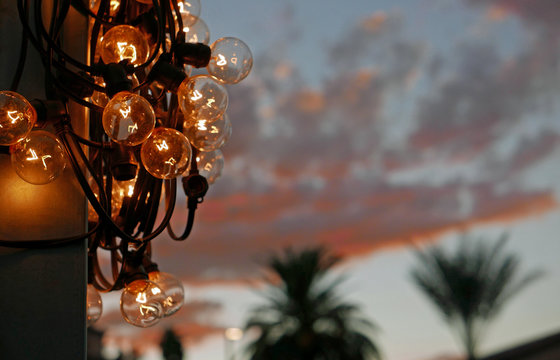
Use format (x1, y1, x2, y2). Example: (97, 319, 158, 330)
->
(245, 247, 380, 360)
(410, 233, 542, 360)
(160, 328, 184, 360)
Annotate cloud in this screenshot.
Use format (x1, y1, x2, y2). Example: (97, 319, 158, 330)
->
(468, 0, 560, 29)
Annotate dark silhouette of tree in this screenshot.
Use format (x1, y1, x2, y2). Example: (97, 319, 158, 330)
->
(410, 234, 542, 360)
(245, 247, 380, 360)
(160, 328, 184, 360)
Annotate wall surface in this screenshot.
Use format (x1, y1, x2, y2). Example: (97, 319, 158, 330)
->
(0, 1, 88, 359)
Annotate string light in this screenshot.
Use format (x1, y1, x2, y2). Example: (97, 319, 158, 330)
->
(0, 0, 252, 327)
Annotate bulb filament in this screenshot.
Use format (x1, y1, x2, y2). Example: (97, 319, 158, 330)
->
(191, 90, 203, 101)
(117, 42, 137, 63)
(136, 292, 147, 304)
(217, 54, 227, 66)
(119, 106, 131, 118)
(26, 149, 50, 169)
(196, 120, 207, 131)
(206, 98, 215, 107)
(156, 140, 169, 151)
(128, 123, 138, 134)
(7, 110, 22, 123)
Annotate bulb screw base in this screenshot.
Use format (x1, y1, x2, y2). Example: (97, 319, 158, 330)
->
(110, 143, 139, 181)
(173, 42, 211, 68)
(148, 58, 187, 93)
(183, 173, 209, 202)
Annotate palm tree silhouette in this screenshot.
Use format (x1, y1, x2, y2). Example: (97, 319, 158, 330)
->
(410, 233, 542, 360)
(160, 328, 184, 360)
(245, 247, 380, 360)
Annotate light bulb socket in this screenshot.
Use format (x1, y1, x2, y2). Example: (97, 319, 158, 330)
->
(142, 256, 159, 274)
(110, 143, 138, 181)
(30, 99, 67, 126)
(148, 59, 187, 93)
(121, 259, 149, 287)
(131, 10, 159, 46)
(173, 42, 211, 68)
(102, 63, 133, 98)
(183, 173, 209, 201)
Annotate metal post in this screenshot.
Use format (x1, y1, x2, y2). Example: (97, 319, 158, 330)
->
(0, 1, 88, 359)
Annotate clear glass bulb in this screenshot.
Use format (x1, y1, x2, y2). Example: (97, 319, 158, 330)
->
(91, 77, 109, 107)
(140, 127, 192, 179)
(183, 17, 209, 44)
(120, 279, 166, 328)
(195, 149, 224, 184)
(0, 91, 37, 146)
(90, 0, 120, 15)
(102, 91, 155, 146)
(11, 130, 66, 185)
(148, 271, 185, 316)
(207, 37, 253, 84)
(183, 113, 231, 152)
(100, 25, 150, 66)
(87, 284, 103, 327)
(87, 177, 135, 222)
(177, 75, 228, 122)
(177, 0, 201, 26)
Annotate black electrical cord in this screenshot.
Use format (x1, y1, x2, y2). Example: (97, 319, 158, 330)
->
(10, 0, 30, 92)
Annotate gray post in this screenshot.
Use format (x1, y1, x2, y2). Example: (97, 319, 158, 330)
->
(0, 1, 88, 359)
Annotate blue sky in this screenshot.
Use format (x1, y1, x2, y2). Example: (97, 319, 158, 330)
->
(96, 1, 560, 359)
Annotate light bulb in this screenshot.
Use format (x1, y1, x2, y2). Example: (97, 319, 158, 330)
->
(120, 279, 166, 328)
(87, 284, 103, 327)
(0, 91, 36, 146)
(140, 127, 192, 179)
(183, 113, 231, 152)
(100, 25, 149, 66)
(102, 91, 155, 146)
(207, 37, 253, 84)
(91, 77, 109, 107)
(90, 0, 120, 14)
(177, 75, 228, 122)
(87, 177, 135, 222)
(148, 271, 184, 316)
(195, 149, 224, 184)
(183, 17, 209, 44)
(11, 130, 66, 185)
(177, 0, 201, 26)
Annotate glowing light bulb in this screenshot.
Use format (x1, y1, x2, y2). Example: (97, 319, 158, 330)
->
(177, 75, 228, 122)
(102, 91, 155, 146)
(91, 77, 109, 107)
(100, 25, 149, 66)
(148, 271, 184, 316)
(182, 17, 209, 44)
(87, 177, 135, 222)
(177, 0, 201, 26)
(207, 37, 253, 84)
(11, 130, 66, 185)
(140, 128, 192, 179)
(120, 279, 166, 328)
(194, 149, 224, 184)
(90, 0, 120, 14)
(0, 91, 37, 146)
(87, 284, 103, 327)
(183, 113, 231, 152)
